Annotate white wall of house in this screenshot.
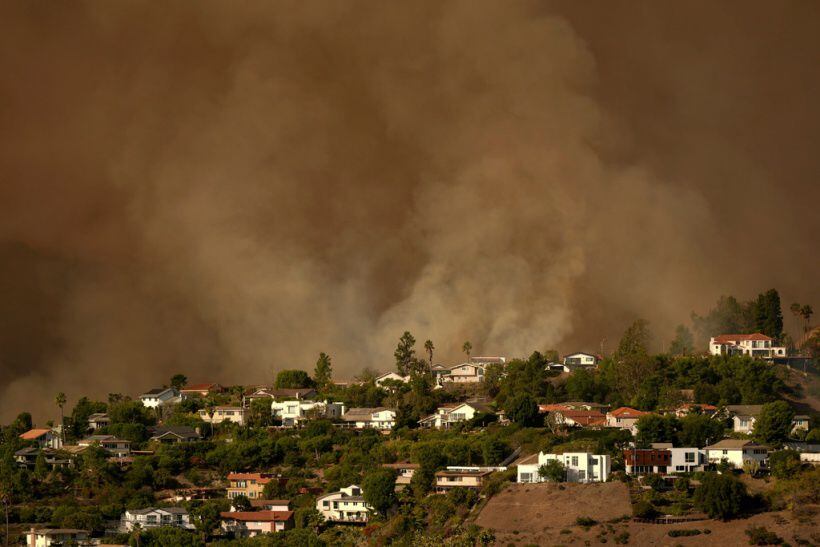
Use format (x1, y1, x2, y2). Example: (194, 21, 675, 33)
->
(198, 407, 247, 426)
(705, 446, 769, 468)
(316, 485, 371, 523)
(732, 415, 756, 434)
(271, 400, 344, 426)
(139, 389, 178, 408)
(669, 448, 705, 473)
(518, 452, 610, 483)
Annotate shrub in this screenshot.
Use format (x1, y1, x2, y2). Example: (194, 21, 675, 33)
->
(632, 500, 657, 519)
(613, 531, 630, 544)
(745, 526, 784, 545)
(668, 529, 702, 537)
(576, 516, 597, 527)
(693, 472, 747, 520)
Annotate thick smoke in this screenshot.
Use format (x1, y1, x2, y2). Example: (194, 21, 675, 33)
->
(1, 1, 818, 422)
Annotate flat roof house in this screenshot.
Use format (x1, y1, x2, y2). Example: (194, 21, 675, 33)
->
(624, 447, 671, 475)
(517, 452, 610, 483)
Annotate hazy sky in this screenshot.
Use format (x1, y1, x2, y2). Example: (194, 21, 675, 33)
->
(1, 1, 818, 422)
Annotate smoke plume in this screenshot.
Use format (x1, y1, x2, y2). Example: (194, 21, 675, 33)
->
(1, 1, 818, 421)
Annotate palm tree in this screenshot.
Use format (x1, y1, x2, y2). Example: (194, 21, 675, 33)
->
(55, 392, 66, 443)
(462, 341, 472, 360)
(424, 340, 434, 369)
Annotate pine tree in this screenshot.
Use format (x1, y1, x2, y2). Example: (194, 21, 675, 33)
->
(394, 332, 416, 375)
(313, 353, 332, 389)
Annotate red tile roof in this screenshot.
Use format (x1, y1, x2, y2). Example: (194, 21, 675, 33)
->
(181, 383, 222, 392)
(227, 473, 274, 482)
(20, 429, 52, 440)
(220, 510, 293, 522)
(609, 407, 648, 419)
(712, 333, 773, 343)
(538, 404, 571, 413)
(557, 409, 606, 425)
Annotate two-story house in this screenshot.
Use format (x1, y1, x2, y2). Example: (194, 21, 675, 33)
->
(709, 333, 786, 360)
(198, 406, 248, 426)
(560, 352, 600, 372)
(220, 510, 293, 536)
(418, 402, 494, 429)
(606, 407, 649, 434)
(271, 399, 345, 427)
(341, 408, 396, 430)
(517, 452, 610, 483)
(434, 467, 495, 492)
(316, 485, 371, 523)
(78, 435, 131, 458)
(623, 447, 671, 475)
(704, 439, 770, 469)
(227, 472, 278, 499)
(121, 508, 193, 531)
(374, 372, 410, 387)
(19, 428, 63, 449)
(180, 383, 224, 397)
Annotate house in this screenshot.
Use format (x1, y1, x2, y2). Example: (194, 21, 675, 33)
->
(269, 388, 318, 400)
(551, 409, 606, 428)
(78, 435, 131, 458)
(666, 446, 706, 474)
(435, 363, 486, 384)
(14, 447, 73, 470)
(26, 528, 96, 546)
(623, 447, 671, 475)
(672, 403, 718, 417)
(148, 426, 201, 443)
(792, 415, 811, 433)
(120, 508, 193, 531)
(271, 399, 345, 427)
(86, 413, 110, 431)
(725, 405, 764, 434)
(180, 383, 224, 397)
(316, 485, 371, 523)
(227, 473, 277, 499)
(138, 387, 180, 409)
(709, 333, 786, 360)
(606, 407, 649, 433)
(562, 352, 600, 371)
(799, 452, 820, 465)
(383, 462, 419, 488)
(341, 408, 396, 430)
(418, 402, 494, 429)
(434, 468, 494, 492)
(517, 452, 610, 483)
(374, 372, 410, 386)
(19, 428, 62, 449)
(704, 439, 770, 469)
(220, 511, 294, 536)
(198, 406, 248, 426)
(246, 499, 291, 512)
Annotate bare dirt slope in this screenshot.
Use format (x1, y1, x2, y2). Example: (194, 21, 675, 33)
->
(475, 483, 818, 546)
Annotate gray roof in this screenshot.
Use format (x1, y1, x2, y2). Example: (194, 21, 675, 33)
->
(149, 426, 200, 438)
(342, 407, 389, 420)
(128, 507, 188, 515)
(705, 438, 769, 450)
(141, 387, 173, 396)
(725, 405, 764, 417)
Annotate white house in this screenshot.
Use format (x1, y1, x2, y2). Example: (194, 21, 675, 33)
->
(606, 407, 649, 434)
(198, 406, 248, 426)
(78, 435, 131, 458)
(19, 429, 63, 449)
(341, 408, 396, 430)
(271, 399, 345, 427)
(709, 333, 786, 360)
(374, 372, 410, 386)
(726, 405, 763, 434)
(316, 485, 372, 523)
(792, 415, 811, 433)
(383, 462, 419, 487)
(562, 352, 600, 370)
(517, 452, 610, 483)
(138, 387, 180, 409)
(704, 439, 770, 469)
(220, 510, 293, 536)
(27, 528, 96, 547)
(668, 446, 706, 474)
(436, 363, 486, 384)
(121, 508, 193, 531)
(418, 402, 494, 429)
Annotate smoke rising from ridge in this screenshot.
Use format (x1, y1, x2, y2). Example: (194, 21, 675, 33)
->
(1, 1, 818, 421)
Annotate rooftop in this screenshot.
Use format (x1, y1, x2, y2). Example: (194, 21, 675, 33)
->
(705, 439, 770, 450)
(712, 333, 774, 343)
(220, 510, 293, 522)
(19, 428, 52, 440)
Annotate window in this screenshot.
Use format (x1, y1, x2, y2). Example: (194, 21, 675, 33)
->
(676, 465, 685, 471)
(591, 458, 598, 465)
(578, 470, 586, 480)
(520, 473, 532, 482)
(571, 456, 579, 466)
(685, 452, 695, 463)
(722, 450, 728, 455)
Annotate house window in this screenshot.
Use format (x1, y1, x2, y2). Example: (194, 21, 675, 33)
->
(722, 450, 728, 455)
(685, 452, 695, 463)
(578, 470, 586, 480)
(571, 456, 579, 466)
(676, 465, 685, 471)
(520, 473, 532, 482)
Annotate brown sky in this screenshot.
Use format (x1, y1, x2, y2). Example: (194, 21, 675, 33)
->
(1, 1, 818, 422)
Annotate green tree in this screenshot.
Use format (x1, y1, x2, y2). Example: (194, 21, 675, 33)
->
(613, 319, 654, 401)
(462, 340, 472, 359)
(274, 370, 314, 389)
(191, 500, 227, 540)
(669, 324, 694, 355)
(131, 526, 203, 547)
(34, 450, 49, 480)
(424, 340, 434, 365)
(394, 331, 417, 375)
(170, 374, 188, 390)
(768, 450, 802, 479)
(693, 473, 746, 520)
(231, 494, 251, 511)
(362, 468, 397, 516)
(313, 353, 333, 390)
(55, 392, 67, 443)
(753, 401, 794, 446)
(481, 437, 508, 465)
(678, 413, 725, 448)
(70, 397, 107, 439)
(505, 394, 539, 426)
(538, 459, 565, 482)
(754, 289, 784, 341)
(635, 414, 680, 446)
